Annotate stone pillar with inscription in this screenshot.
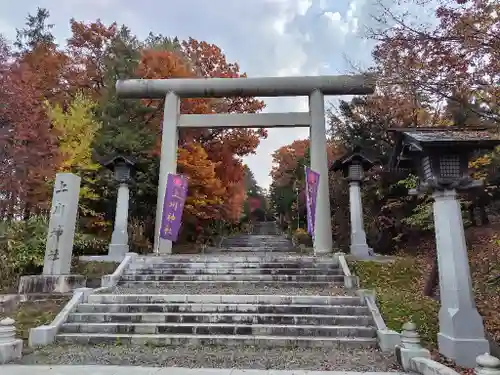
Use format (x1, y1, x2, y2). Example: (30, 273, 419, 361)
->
(43, 173, 81, 275)
(18, 173, 87, 294)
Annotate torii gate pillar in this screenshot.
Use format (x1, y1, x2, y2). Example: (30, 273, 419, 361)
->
(116, 74, 376, 255)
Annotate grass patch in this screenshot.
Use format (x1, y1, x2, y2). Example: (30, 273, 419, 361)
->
(172, 244, 202, 254)
(351, 257, 439, 348)
(71, 261, 119, 278)
(0, 297, 69, 341)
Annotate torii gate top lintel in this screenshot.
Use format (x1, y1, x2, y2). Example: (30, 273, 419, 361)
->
(115, 73, 376, 99)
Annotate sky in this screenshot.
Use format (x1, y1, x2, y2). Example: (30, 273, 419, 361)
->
(0, 0, 427, 188)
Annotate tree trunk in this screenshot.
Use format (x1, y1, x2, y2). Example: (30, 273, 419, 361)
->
(468, 204, 477, 226)
(479, 203, 489, 225)
(423, 254, 439, 297)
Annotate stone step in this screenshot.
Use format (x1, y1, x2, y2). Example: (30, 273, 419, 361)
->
(55, 333, 378, 348)
(221, 239, 290, 242)
(219, 242, 291, 246)
(214, 247, 293, 252)
(117, 280, 345, 288)
(125, 267, 344, 275)
(213, 249, 294, 253)
(77, 303, 370, 315)
(67, 312, 373, 325)
(120, 274, 345, 282)
(88, 294, 363, 305)
(128, 262, 340, 270)
(133, 256, 338, 263)
(60, 322, 376, 337)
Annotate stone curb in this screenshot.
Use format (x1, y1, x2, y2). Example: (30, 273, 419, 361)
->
(336, 253, 360, 289)
(28, 254, 131, 347)
(355, 289, 401, 353)
(408, 357, 460, 375)
(101, 252, 138, 288)
(28, 287, 92, 347)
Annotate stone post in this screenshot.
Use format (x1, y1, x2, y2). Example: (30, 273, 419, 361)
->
(154, 91, 180, 255)
(395, 321, 430, 371)
(43, 173, 81, 275)
(309, 89, 333, 255)
(348, 174, 372, 258)
(0, 318, 23, 364)
(475, 353, 500, 375)
(433, 189, 489, 368)
(108, 182, 130, 258)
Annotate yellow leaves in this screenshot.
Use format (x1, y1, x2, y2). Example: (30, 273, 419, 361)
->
(469, 153, 493, 180)
(46, 92, 101, 172)
(469, 154, 492, 169)
(295, 227, 308, 235)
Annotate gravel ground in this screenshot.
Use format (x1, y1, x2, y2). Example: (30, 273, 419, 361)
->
(103, 285, 354, 296)
(18, 344, 401, 371)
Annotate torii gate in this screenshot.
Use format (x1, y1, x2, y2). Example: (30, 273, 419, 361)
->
(116, 74, 376, 255)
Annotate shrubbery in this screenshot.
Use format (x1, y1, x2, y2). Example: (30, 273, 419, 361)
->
(293, 228, 313, 247)
(0, 216, 110, 292)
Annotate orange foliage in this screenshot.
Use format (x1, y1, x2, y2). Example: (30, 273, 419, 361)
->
(5, 13, 267, 225)
(271, 139, 341, 187)
(373, 0, 499, 125)
(0, 64, 61, 214)
(135, 41, 266, 222)
(177, 143, 226, 222)
(16, 44, 70, 105)
(66, 19, 118, 97)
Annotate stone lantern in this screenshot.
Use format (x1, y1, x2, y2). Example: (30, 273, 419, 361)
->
(102, 155, 135, 260)
(389, 127, 500, 368)
(330, 146, 377, 259)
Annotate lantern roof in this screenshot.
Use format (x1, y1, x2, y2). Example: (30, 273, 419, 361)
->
(388, 127, 500, 170)
(330, 146, 378, 172)
(101, 155, 136, 172)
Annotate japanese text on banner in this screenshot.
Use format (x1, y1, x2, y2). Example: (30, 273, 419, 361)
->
(304, 166, 320, 237)
(160, 173, 188, 242)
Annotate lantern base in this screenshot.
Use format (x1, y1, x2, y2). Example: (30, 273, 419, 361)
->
(0, 338, 22, 364)
(350, 243, 373, 259)
(18, 274, 86, 294)
(438, 332, 489, 368)
(108, 243, 129, 259)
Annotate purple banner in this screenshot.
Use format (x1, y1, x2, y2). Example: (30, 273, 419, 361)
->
(305, 166, 320, 237)
(160, 173, 188, 242)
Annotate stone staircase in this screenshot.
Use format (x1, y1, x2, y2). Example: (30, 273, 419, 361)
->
(217, 222, 292, 253)
(56, 223, 378, 349)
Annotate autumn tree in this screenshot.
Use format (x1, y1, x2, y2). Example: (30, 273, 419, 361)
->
(46, 92, 103, 220)
(62, 19, 268, 239)
(269, 139, 341, 230)
(180, 38, 267, 220)
(47, 92, 101, 172)
(14, 8, 70, 105)
(134, 40, 267, 223)
(371, 0, 499, 125)
(0, 65, 60, 218)
(177, 143, 226, 240)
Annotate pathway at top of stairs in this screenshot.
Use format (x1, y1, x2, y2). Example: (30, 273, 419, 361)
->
(17, 222, 401, 372)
